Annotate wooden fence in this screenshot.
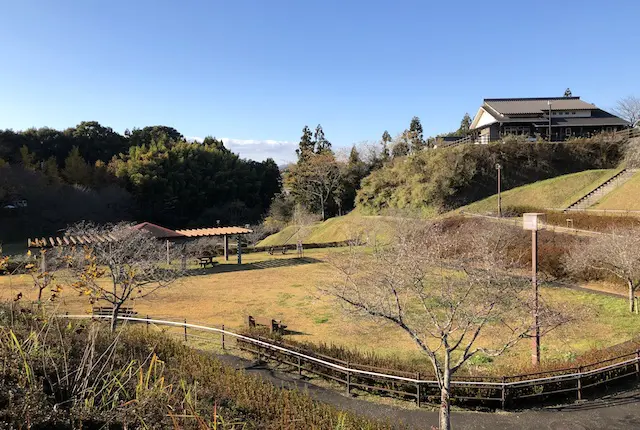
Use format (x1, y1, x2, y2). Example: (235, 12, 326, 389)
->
(62, 314, 640, 410)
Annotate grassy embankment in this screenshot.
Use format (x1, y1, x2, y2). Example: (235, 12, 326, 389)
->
(594, 171, 640, 210)
(461, 169, 620, 214)
(258, 212, 396, 247)
(2, 247, 640, 376)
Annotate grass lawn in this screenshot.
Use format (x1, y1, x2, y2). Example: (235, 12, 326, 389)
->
(593, 171, 640, 211)
(258, 212, 396, 247)
(461, 169, 619, 213)
(2, 248, 639, 374)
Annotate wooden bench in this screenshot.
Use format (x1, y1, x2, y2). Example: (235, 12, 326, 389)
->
(198, 256, 218, 268)
(247, 315, 287, 334)
(92, 306, 138, 317)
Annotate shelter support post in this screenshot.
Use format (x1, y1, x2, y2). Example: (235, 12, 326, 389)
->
(224, 235, 229, 261)
(237, 235, 242, 265)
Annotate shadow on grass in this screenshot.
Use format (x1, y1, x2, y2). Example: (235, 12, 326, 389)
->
(184, 256, 322, 276)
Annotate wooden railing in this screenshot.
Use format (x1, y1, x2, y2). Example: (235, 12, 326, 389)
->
(61, 314, 640, 410)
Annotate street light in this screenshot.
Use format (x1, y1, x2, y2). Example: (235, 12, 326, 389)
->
(523, 212, 546, 366)
(495, 163, 502, 217)
(547, 101, 553, 142)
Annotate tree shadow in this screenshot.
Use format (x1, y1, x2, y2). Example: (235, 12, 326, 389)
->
(184, 257, 322, 276)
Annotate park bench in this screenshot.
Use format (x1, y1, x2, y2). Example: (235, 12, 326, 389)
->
(267, 247, 288, 255)
(198, 256, 218, 268)
(247, 315, 287, 334)
(92, 306, 138, 317)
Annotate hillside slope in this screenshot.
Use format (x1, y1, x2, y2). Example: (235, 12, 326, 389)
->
(593, 171, 640, 211)
(356, 141, 623, 214)
(462, 169, 619, 213)
(257, 212, 395, 246)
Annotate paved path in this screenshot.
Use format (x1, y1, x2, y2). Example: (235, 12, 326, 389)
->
(215, 353, 640, 430)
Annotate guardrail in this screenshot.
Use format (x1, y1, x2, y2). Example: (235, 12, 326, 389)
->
(61, 314, 640, 410)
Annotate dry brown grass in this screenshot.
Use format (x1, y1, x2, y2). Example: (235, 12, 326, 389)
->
(2, 248, 640, 372)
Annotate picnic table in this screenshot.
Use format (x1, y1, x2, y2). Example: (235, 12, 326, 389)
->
(198, 256, 218, 268)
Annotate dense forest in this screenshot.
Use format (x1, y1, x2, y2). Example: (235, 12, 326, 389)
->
(0, 122, 281, 242)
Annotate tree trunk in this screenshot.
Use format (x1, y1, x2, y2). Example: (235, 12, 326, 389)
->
(110, 303, 121, 332)
(439, 360, 452, 430)
(320, 196, 326, 220)
(629, 280, 635, 313)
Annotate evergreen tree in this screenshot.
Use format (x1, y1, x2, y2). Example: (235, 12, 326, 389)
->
(408, 117, 425, 152)
(391, 132, 411, 158)
(458, 113, 472, 135)
(19, 145, 36, 169)
(564, 88, 572, 97)
(381, 130, 391, 162)
(296, 126, 314, 161)
(41, 156, 60, 182)
(61, 146, 92, 185)
(314, 124, 332, 154)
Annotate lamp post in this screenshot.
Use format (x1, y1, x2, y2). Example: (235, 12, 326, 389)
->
(523, 213, 546, 366)
(496, 163, 502, 217)
(548, 101, 553, 142)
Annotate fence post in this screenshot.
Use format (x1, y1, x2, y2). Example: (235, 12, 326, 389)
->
(297, 356, 302, 376)
(346, 361, 351, 395)
(184, 319, 187, 342)
(416, 372, 421, 408)
(636, 350, 640, 381)
(146, 315, 149, 333)
(501, 376, 506, 410)
(221, 324, 225, 350)
(577, 367, 583, 401)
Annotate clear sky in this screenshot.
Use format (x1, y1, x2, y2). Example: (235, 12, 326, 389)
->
(1, 0, 638, 163)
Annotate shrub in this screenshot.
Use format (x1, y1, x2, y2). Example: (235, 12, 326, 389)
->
(357, 140, 624, 214)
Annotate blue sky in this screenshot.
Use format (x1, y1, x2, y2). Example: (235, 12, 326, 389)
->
(1, 0, 638, 163)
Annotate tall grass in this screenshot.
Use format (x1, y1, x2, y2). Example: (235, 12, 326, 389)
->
(0, 304, 394, 429)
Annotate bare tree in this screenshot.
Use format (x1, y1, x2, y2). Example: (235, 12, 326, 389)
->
(565, 229, 640, 312)
(323, 220, 566, 430)
(66, 222, 184, 331)
(614, 96, 640, 125)
(291, 153, 342, 220)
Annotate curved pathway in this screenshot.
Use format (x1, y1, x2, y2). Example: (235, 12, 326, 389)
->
(215, 353, 640, 430)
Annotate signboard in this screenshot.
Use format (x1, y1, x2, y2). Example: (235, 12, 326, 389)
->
(523, 213, 546, 231)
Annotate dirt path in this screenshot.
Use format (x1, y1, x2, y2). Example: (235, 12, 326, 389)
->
(214, 353, 640, 430)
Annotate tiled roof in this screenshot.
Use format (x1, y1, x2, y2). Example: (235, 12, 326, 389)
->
(484, 97, 596, 115)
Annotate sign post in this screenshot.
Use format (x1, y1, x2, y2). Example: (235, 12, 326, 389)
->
(523, 213, 546, 366)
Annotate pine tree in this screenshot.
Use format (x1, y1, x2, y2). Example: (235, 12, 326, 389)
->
(296, 126, 314, 161)
(314, 124, 332, 154)
(408, 117, 425, 152)
(564, 88, 572, 97)
(41, 156, 60, 182)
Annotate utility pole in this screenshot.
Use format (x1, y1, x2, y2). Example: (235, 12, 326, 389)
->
(496, 163, 502, 217)
(548, 101, 553, 142)
(523, 213, 545, 366)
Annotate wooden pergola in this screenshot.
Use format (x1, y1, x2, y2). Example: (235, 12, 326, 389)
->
(27, 222, 253, 266)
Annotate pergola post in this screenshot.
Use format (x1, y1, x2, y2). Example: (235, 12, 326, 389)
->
(237, 234, 242, 265)
(224, 235, 229, 261)
(166, 240, 170, 265)
(181, 244, 187, 271)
